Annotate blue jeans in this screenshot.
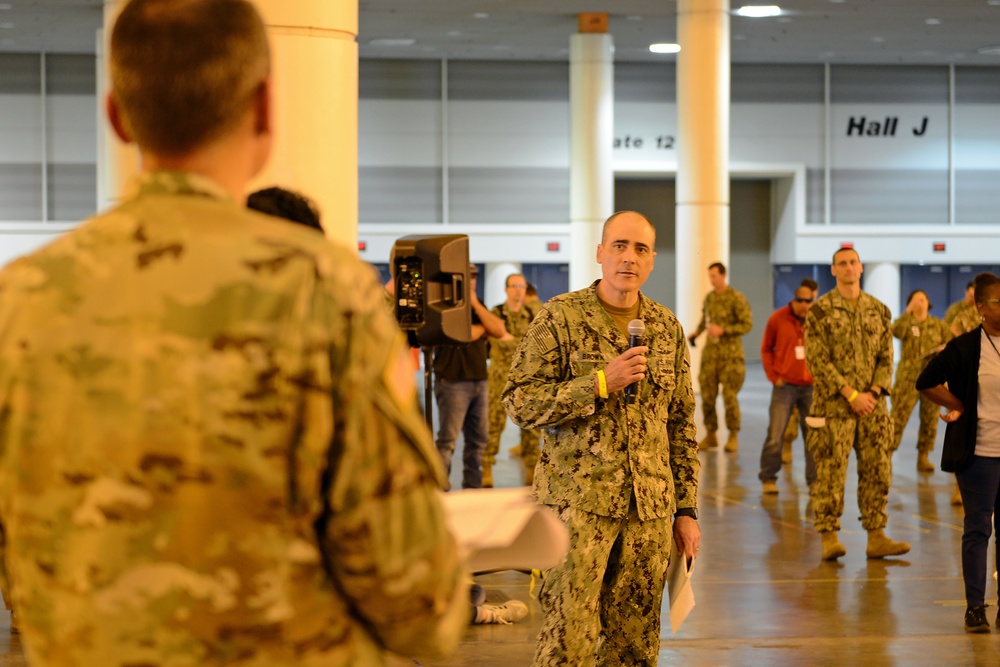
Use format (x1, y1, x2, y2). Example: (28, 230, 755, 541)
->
(434, 378, 487, 489)
(955, 455, 1000, 606)
(758, 382, 816, 485)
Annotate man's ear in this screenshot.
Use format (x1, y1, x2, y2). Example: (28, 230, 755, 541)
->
(252, 78, 272, 137)
(105, 93, 133, 144)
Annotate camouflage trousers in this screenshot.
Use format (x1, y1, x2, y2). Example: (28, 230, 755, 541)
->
(806, 408, 892, 533)
(487, 362, 539, 469)
(890, 374, 939, 454)
(698, 345, 745, 433)
(532, 504, 672, 667)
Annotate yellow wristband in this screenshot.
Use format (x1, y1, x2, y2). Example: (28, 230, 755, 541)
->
(847, 390, 859, 403)
(597, 370, 609, 399)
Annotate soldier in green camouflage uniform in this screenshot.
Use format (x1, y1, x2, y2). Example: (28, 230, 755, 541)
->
(889, 290, 952, 471)
(944, 282, 981, 338)
(503, 212, 700, 667)
(486, 273, 540, 486)
(0, 2, 467, 665)
(688, 263, 753, 452)
(804, 248, 910, 561)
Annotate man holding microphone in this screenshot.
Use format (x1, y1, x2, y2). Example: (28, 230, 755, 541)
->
(503, 210, 700, 667)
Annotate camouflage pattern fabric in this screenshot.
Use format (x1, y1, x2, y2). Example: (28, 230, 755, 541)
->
(889, 313, 952, 453)
(944, 299, 980, 336)
(805, 289, 895, 533)
(691, 287, 752, 432)
(502, 281, 698, 666)
(530, 504, 671, 667)
(0, 170, 467, 667)
(486, 302, 539, 470)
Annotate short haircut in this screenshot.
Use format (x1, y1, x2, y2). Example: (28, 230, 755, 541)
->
(799, 278, 819, 292)
(601, 211, 656, 244)
(973, 272, 1000, 304)
(505, 273, 525, 288)
(247, 187, 322, 232)
(110, 0, 270, 156)
(832, 247, 859, 263)
(905, 289, 932, 310)
(708, 262, 726, 275)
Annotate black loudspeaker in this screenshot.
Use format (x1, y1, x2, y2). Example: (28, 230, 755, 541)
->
(391, 234, 472, 346)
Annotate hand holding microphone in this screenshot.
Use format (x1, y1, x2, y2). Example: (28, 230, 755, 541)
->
(625, 319, 646, 404)
(600, 319, 648, 401)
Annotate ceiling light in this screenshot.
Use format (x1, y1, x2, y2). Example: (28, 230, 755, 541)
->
(649, 43, 681, 54)
(989, 0, 1000, 5)
(473, 12, 489, 19)
(0, 22, 14, 29)
(368, 38, 416, 47)
(978, 45, 1000, 55)
(0, 4, 11, 9)
(626, 15, 643, 21)
(736, 5, 782, 18)
(925, 18, 941, 25)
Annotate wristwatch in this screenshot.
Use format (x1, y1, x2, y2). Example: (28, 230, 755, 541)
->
(674, 507, 698, 520)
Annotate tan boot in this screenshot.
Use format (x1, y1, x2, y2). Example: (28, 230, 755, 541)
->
(866, 529, 910, 559)
(781, 440, 793, 464)
(481, 463, 493, 489)
(698, 432, 718, 450)
(916, 451, 935, 472)
(724, 432, 739, 453)
(820, 531, 846, 561)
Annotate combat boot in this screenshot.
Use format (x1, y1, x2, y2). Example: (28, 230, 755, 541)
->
(917, 451, 935, 472)
(724, 432, 739, 452)
(820, 531, 846, 561)
(698, 432, 718, 450)
(866, 529, 910, 559)
(481, 463, 494, 488)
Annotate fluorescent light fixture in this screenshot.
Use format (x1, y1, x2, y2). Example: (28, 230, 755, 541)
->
(649, 43, 681, 54)
(925, 18, 942, 25)
(368, 38, 416, 47)
(736, 5, 782, 18)
(473, 12, 489, 19)
(978, 45, 1000, 55)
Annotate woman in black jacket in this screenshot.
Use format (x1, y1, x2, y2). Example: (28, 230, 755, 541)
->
(917, 271, 1000, 633)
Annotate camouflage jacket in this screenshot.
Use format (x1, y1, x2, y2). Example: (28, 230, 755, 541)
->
(488, 301, 537, 370)
(501, 281, 699, 521)
(0, 171, 466, 666)
(805, 288, 894, 419)
(944, 299, 980, 336)
(692, 287, 753, 351)
(891, 312, 951, 376)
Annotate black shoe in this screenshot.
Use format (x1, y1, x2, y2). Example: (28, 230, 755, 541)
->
(965, 605, 990, 633)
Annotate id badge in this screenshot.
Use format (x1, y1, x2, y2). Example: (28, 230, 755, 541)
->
(794, 345, 806, 360)
(911, 326, 920, 337)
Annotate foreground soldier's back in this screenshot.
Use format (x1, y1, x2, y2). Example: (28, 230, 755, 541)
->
(0, 0, 466, 665)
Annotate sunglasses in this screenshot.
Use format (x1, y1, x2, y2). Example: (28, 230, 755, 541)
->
(793, 297, 814, 303)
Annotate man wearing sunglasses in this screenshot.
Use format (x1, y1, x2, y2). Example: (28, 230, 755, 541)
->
(759, 279, 820, 495)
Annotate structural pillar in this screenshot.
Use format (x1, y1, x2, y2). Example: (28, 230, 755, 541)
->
(864, 261, 902, 317)
(97, 0, 139, 213)
(569, 14, 614, 291)
(253, 1, 358, 249)
(676, 0, 730, 394)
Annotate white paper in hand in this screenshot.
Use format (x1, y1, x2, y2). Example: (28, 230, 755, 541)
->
(666, 553, 696, 635)
(439, 487, 569, 574)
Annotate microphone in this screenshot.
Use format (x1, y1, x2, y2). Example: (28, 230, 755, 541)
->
(625, 319, 646, 405)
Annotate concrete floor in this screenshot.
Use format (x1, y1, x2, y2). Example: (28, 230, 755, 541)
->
(2, 363, 998, 666)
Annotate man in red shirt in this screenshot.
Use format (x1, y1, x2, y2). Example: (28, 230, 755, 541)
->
(759, 279, 819, 494)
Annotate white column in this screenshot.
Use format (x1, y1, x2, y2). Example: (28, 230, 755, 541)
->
(252, 1, 358, 250)
(569, 30, 614, 291)
(97, 0, 140, 213)
(864, 261, 901, 315)
(486, 262, 521, 310)
(675, 0, 730, 394)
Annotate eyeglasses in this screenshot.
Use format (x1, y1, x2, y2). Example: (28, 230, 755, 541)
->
(793, 297, 813, 303)
(507, 283, 527, 289)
